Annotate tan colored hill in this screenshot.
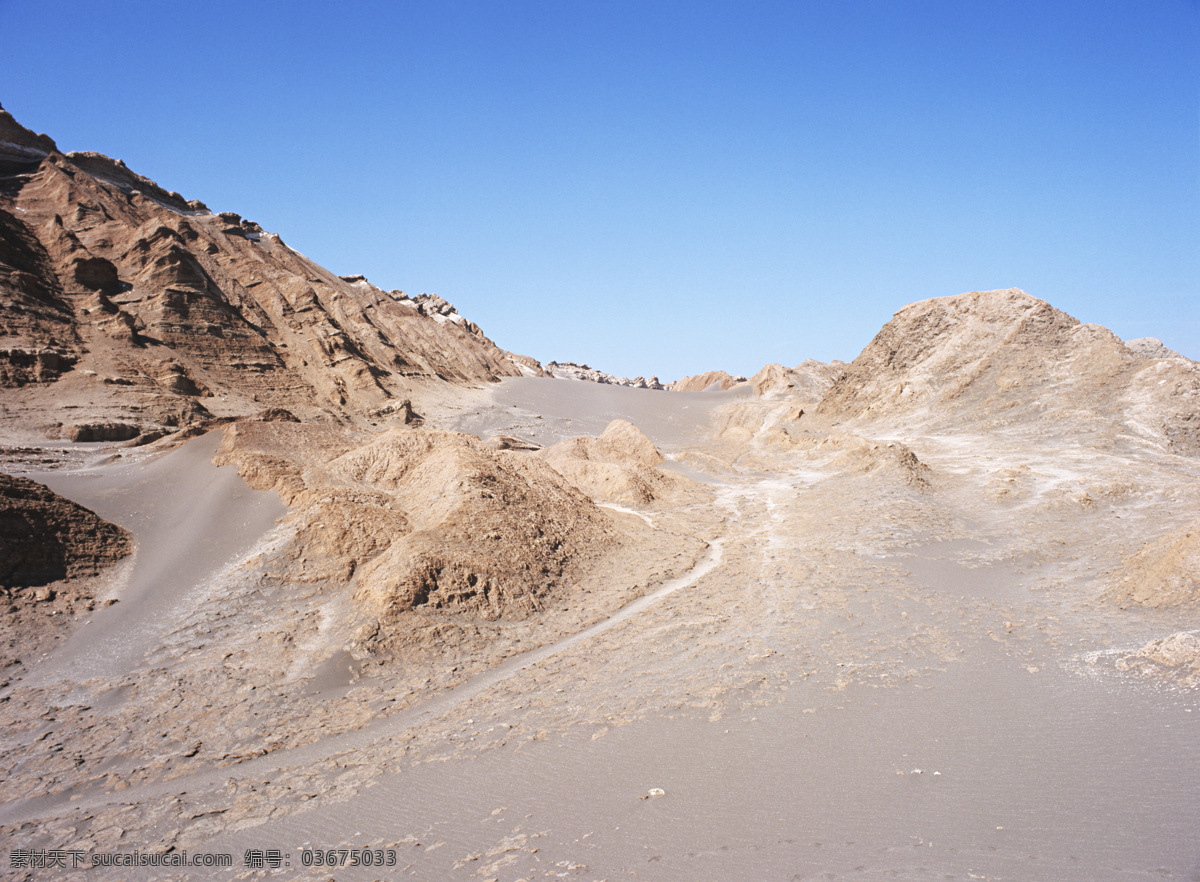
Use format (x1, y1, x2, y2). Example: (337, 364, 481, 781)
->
(815, 288, 1200, 453)
(0, 105, 523, 442)
(216, 420, 613, 617)
(212, 416, 706, 660)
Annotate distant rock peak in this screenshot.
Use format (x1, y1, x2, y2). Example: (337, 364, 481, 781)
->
(337, 279, 474, 325)
(1126, 337, 1186, 361)
(670, 370, 747, 392)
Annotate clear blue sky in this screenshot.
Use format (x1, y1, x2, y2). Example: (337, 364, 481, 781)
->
(2, 0, 1197, 378)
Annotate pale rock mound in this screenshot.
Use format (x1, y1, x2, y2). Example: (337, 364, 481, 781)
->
(1115, 631, 1200, 687)
(1106, 521, 1200, 608)
(818, 435, 931, 488)
(706, 360, 845, 451)
(749, 359, 844, 401)
(711, 400, 806, 447)
(749, 363, 795, 398)
(502, 350, 551, 377)
(672, 370, 746, 392)
(540, 419, 702, 506)
(1126, 337, 1185, 361)
(816, 288, 1200, 452)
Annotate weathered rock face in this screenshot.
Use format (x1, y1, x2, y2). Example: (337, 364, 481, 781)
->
(0, 203, 80, 386)
(815, 288, 1200, 451)
(0, 473, 131, 587)
(0, 104, 523, 437)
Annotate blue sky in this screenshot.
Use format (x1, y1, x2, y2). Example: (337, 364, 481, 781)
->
(2, 0, 1197, 378)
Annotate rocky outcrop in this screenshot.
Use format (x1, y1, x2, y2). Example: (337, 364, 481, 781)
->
(749, 359, 844, 401)
(0, 104, 525, 438)
(501, 350, 551, 377)
(64, 422, 141, 442)
(0, 473, 131, 586)
(1115, 631, 1200, 687)
(1106, 521, 1200, 608)
(1126, 337, 1186, 361)
(0, 201, 80, 386)
(545, 361, 664, 389)
(671, 370, 746, 392)
(818, 435, 931, 489)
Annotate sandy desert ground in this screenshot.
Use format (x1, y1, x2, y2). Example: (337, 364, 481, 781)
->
(2, 364, 1199, 881)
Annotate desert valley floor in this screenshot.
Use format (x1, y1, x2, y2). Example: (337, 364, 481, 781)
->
(2, 374, 1199, 881)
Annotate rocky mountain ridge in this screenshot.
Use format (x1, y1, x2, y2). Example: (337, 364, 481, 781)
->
(0, 104, 524, 443)
(544, 361, 665, 389)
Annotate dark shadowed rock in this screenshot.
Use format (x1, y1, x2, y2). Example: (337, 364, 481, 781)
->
(0, 473, 132, 587)
(65, 422, 141, 442)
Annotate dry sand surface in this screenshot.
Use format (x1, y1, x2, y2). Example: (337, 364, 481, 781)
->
(2, 361, 1200, 881)
(5, 105, 1199, 879)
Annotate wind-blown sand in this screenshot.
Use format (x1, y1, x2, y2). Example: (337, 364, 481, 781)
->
(2, 376, 1199, 881)
(24, 432, 286, 684)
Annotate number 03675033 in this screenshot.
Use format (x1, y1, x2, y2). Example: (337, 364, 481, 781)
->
(299, 848, 398, 868)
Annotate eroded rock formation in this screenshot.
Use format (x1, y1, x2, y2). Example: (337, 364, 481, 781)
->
(0, 104, 525, 441)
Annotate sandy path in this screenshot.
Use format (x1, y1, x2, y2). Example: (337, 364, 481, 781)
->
(0, 531, 727, 829)
(19, 432, 286, 686)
